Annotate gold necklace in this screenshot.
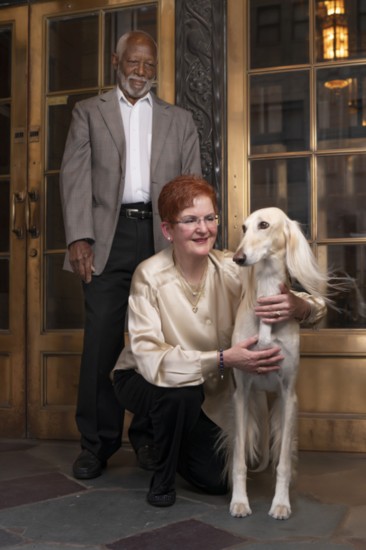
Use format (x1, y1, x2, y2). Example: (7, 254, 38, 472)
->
(174, 260, 208, 313)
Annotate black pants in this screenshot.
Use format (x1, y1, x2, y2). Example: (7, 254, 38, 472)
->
(75, 208, 154, 461)
(113, 369, 228, 495)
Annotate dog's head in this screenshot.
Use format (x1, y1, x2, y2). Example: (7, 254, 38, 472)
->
(233, 207, 290, 266)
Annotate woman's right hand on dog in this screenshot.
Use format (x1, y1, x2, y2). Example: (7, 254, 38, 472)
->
(222, 336, 283, 374)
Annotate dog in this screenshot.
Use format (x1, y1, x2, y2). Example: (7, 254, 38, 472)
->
(227, 207, 329, 520)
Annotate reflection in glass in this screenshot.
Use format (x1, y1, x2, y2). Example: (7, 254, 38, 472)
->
(316, 1, 366, 62)
(317, 66, 366, 149)
(322, 244, 366, 329)
(46, 175, 65, 250)
(0, 259, 9, 330)
(0, 103, 10, 175)
(318, 155, 366, 239)
(251, 157, 310, 236)
(48, 15, 98, 92)
(0, 181, 9, 252)
(250, 0, 309, 69)
(47, 94, 94, 171)
(0, 28, 11, 98)
(45, 255, 84, 330)
(104, 5, 157, 86)
(250, 71, 309, 154)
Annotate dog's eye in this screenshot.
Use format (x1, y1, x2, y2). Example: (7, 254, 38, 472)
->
(242, 225, 247, 234)
(258, 221, 269, 230)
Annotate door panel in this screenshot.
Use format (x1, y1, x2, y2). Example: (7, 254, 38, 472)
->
(27, 0, 173, 439)
(0, 6, 28, 437)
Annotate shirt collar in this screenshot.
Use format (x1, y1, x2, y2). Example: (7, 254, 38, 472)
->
(116, 86, 152, 107)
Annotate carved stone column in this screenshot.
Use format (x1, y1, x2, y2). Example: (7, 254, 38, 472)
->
(175, 0, 227, 246)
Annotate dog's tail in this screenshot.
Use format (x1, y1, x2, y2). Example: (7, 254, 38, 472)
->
(216, 390, 271, 483)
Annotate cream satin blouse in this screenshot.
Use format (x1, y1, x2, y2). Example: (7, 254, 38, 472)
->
(114, 246, 326, 427)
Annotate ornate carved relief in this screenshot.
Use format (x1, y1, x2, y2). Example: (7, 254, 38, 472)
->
(175, 0, 227, 246)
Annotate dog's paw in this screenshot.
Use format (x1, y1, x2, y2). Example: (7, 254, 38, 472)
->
(268, 503, 291, 520)
(230, 501, 252, 518)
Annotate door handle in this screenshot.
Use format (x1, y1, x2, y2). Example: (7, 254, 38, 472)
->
(26, 189, 40, 238)
(11, 191, 26, 239)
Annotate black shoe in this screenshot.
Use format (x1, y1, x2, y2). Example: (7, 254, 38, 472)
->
(72, 450, 106, 480)
(136, 445, 158, 471)
(147, 490, 176, 507)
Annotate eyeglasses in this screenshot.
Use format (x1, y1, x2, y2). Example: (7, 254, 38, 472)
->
(171, 214, 219, 227)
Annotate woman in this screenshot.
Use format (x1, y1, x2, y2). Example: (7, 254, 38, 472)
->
(113, 175, 325, 507)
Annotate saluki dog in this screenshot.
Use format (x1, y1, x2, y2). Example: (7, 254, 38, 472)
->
(228, 207, 328, 520)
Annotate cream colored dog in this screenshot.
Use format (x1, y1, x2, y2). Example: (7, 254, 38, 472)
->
(228, 207, 328, 520)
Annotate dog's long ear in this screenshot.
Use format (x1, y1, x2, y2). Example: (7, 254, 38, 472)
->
(284, 217, 328, 298)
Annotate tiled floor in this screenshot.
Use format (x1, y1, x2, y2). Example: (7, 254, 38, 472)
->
(0, 439, 365, 549)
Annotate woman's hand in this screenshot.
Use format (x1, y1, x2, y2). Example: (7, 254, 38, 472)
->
(254, 283, 310, 323)
(223, 335, 283, 374)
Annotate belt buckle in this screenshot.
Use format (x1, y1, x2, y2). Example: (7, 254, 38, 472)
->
(125, 208, 139, 219)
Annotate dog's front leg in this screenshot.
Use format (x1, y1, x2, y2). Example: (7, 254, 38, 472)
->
(230, 378, 252, 517)
(269, 387, 297, 520)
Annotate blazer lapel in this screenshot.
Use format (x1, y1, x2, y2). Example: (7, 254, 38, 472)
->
(151, 95, 172, 177)
(98, 89, 126, 167)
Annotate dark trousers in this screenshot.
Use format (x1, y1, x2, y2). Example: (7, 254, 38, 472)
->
(76, 208, 154, 461)
(113, 369, 228, 495)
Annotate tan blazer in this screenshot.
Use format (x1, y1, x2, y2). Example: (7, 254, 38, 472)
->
(60, 89, 201, 274)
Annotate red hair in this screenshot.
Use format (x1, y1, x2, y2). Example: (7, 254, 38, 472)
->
(158, 175, 218, 222)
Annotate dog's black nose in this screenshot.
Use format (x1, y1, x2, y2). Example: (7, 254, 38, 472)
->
(233, 254, 246, 266)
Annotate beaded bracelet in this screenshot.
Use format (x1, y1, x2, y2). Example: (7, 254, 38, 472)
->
(218, 348, 225, 380)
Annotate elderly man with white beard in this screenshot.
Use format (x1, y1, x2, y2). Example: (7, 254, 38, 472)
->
(60, 30, 202, 480)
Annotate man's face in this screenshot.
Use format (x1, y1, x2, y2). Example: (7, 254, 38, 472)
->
(113, 36, 157, 104)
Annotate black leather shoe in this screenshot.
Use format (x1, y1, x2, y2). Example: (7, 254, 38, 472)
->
(147, 490, 176, 507)
(72, 450, 106, 480)
(136, 445, 158, 471)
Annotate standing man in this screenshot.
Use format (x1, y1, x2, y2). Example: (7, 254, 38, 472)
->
(60, 30, 201, 480)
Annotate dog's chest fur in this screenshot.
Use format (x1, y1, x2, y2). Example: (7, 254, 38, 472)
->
(232, 300, 300, 393)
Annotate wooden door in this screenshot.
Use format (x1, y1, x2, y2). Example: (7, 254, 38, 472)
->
(0, 0, 174, 439)
(0, 5, 28, 437)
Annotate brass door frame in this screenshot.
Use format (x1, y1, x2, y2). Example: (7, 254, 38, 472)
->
(226, 0, 366, 452)
(27, 0, 175, 438)
(0, 5, 28, 436)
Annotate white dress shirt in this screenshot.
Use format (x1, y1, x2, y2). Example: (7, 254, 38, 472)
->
(117, 87, 152, 204)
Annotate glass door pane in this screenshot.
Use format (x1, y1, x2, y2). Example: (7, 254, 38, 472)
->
(250, 71, 310, 154)
(250, 0, 309, 69)
(317, 65, 366, 149)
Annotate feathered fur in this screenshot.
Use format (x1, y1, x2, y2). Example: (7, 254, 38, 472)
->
(225, 207, 329, 520)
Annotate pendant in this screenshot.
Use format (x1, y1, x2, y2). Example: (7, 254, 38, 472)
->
(192, 306, 198, 313)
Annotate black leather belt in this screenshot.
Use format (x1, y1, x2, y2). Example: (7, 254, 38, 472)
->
(120, 202, 153, 220)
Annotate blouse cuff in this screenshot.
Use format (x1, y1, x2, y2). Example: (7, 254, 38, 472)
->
(200, 350, 221, 380)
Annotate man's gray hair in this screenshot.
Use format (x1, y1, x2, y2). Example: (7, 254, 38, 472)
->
(115, 30, 158, 60)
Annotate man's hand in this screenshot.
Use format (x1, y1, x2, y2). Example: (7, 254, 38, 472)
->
(68, 240, 95, 283)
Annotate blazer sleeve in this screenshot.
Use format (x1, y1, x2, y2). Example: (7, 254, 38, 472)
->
(59, 101, 95, 247)
(181, 110, 202, 176)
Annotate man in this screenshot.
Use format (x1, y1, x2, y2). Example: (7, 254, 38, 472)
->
(60, 30, 201, 480)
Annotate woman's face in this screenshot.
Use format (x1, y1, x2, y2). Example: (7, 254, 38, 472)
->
(162, 195, 218, 260)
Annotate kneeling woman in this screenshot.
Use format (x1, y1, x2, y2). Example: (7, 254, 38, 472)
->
(113, 175, 325, 507)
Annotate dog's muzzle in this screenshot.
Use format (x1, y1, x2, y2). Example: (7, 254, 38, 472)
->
(233, 254, 246, 266)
